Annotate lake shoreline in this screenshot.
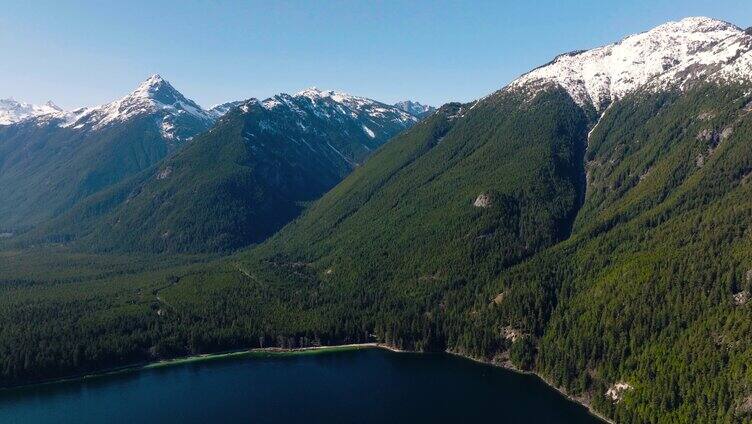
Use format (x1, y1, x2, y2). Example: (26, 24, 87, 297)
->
(1, 342, 610, 423)
(444, 350, 614, 424)
(0, 343, 402, 392)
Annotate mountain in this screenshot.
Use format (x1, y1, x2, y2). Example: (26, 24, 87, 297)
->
(510, 17, 751, 111)
(62, 74, 216, 142)
(34, 88, 419, 253)
(208, 100, 245, 118)
(212, 17, 752, 422)
(394, 100, 436, 118)
(5, 16, 752, 424)
(0, 75, 217, 231)
(0, 98, 63, 125)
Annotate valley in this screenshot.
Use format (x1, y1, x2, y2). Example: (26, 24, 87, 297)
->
(2, 15, 752, 424)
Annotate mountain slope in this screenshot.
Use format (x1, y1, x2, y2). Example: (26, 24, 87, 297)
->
(510, 17, 752, 110)
(41, 88, 419, 253)
(0, 75, 217, 231)
(215, 17, 752, 422)
(62, 74, 215, 142)
(492, 83, 752, 423)
(4, 16, 752, 424)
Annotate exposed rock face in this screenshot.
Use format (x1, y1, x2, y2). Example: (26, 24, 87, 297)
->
(697, 111, 716, 120)
(502, 326, 522, 342)
(606, 382, 633, 403)
(393, 100, 436, 118)
(473, 193, 492, 208)
(156, 166, 173, 180)
(696, 128, 719, 143)
(738, 395, 752, 415)
(733, 290, 750, 306)
(721, 126, 734, 141)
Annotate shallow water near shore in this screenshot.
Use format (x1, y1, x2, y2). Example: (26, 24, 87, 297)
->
(0, 348, 602, 423)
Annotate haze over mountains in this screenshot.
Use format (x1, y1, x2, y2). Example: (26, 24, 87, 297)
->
(3, 15, 752, 424)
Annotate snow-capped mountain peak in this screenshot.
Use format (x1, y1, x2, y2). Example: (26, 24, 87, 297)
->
(510, 17, 752, 111)
(249, 87, 418, 127)
(293, 87, 375, 108)
(133, 74, 167, 95)
(394, 100, 436, 118)
(296, 87, 418, 124)
(0, 98, 64, 125)
(63, 75, 214, 136)
(208, 100, 245, 119)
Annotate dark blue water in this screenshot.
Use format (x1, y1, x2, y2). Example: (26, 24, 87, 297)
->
(0, 349, 602, 423)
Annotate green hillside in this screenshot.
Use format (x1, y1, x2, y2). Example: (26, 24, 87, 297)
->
(24, 92, 419, 254)
(3, 78, 752, 422)
(208, 83, 752, 422)
(0, 117, 173, 231)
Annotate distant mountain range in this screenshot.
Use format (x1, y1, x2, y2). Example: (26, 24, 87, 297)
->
(0, 75, 218, 230)
(1, 77, 423, 251)
(0, 98, 63, 125)
(393, 100, 436, 118)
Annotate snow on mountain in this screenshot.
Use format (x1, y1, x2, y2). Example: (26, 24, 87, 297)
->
(208, 100, 244, 118)
(62, 75, 214, 140)
(393, 100, 436, 118)
(0, 99, 63, 125)
(510, 17, 752, 111)
(288, 87, 418, 125)
(244, 87, 418, 140)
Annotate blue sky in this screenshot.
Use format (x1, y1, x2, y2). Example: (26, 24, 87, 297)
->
(1, 0, 750, 109)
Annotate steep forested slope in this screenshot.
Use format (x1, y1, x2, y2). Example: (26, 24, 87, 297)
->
(207, 83, 752, 424)
(245, 87, 590, 305)
(0, 75, 215, 231)
(3, 16, 752, 424)
(0, 86, 591, 387)
(25, 89, 418, 253)
(485, 84, 752, 422)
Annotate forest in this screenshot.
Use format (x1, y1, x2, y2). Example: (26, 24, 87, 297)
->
(2, 83, 752, 423)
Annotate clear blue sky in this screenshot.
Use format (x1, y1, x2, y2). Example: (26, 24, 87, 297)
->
(1, 0, 750, 109)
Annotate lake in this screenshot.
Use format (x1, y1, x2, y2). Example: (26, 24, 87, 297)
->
(0, 348, 603, 423)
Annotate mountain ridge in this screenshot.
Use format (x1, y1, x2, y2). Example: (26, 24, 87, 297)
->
(0, 98, 63, 125)
(394, 100, 436, 118)
(0, 75, 218, 229)
(22, 85, 420, 252)
(509, 17, 752, 111)
(4, 16, 752, 424)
